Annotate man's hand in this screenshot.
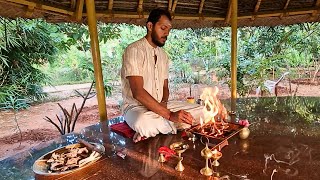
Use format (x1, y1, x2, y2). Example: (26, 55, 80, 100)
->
(169, 110, 194, 125)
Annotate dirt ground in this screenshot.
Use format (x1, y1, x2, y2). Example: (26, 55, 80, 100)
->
(0, 81, 319, 160)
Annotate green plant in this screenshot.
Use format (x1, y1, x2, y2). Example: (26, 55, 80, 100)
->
(0, 18, 61, 106)
(104, 79, 113, 97)
(44, 82, 96, 135)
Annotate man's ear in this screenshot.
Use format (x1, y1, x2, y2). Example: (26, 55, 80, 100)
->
(147, 22, 153, 32)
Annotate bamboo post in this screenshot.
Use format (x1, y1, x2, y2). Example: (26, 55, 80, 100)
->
(198, 0, 205, 14)
(251, 0, 262, 20)
(225, 0, 232, 24)
(75, 0, 84, 22)
(85, 0, 107, 121)
(168, 0, 172, 11)
(230, 0, 238, 115)
(172, 0, 178, 13)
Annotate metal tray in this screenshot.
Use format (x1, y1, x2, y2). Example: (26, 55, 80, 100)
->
(186, 122, 243, 141)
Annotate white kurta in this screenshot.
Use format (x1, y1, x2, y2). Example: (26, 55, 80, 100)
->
(121, 37, 202, 138)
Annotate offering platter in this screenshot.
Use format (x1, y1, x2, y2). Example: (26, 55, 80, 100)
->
(33, 142, 105, 176)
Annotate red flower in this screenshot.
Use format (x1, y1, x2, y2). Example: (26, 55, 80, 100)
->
(239, 119, 250, 127)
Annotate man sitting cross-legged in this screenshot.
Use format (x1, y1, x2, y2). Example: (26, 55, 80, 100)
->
(120, 8, 202, 143)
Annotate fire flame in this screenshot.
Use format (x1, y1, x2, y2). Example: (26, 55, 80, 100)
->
(199, 87, 229, 136)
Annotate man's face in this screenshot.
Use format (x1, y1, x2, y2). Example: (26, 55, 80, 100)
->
(151, 15, 172, 47)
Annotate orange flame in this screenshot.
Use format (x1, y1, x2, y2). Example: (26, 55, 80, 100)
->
(199, 87, 229, 136)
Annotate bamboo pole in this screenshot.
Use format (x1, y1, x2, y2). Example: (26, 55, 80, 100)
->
(311, 0, 320, 17)
(70, 0, 76, 9)
(3, 0, 318, 23)
(280, 0, 291, 18)
(75, 0, 84, 22)
(4, 0, 319, 25)
(254, 0, 262, 13)
(90, 7, 319, 20)
(138, 0, 143, 12)
(251, 0, 262, 20)
(85, 0, 107, 121)
(25, 5, 34, 17)
(6, 0, 73, 15)
(172, 0, 178, 13)
(225, 0, 232, 24)
(198, 0, 205, 14)
(230, 0, 237, 115)
(239, 8, 316, 19)
(94, 7, 317, 21)
(94, 11, 225, 20)
(168, 0, 172, 11)
(283, 0, 291, 9)
(108, 0, 113, 10)
(137, 0, 143, 17)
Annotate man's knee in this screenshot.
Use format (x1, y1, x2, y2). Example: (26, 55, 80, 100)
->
(125, 112, 155, 130)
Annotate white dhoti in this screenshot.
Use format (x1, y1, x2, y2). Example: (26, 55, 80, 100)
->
(124, 101, 203, 138)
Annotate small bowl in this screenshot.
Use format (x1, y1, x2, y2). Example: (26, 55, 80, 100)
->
(170, 142, 189, 154)
(186, 97, 195, 104)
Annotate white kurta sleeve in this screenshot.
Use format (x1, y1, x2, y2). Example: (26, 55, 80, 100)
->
(123, 46, 143, 77)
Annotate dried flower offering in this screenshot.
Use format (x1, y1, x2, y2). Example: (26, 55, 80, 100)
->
(46, 146, 100, 173)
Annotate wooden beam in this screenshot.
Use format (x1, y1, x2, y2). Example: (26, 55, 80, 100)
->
(2, 0, 319, 25)
(254, 0, 262, 13)
(25, 5, 35, 18)
(283, 0, 291, 10)
(137, 0, 143, 13)
(168, 0, 172, 11)
(108, 0, 113, 11)
(251, 0, 262, 20)
(198, 0, 205, 14)
(6, 0, 73, 15)
(94, 11, 224, 21)
(75, 0, 84, 22)
(172, 0, 178, 14)
(280, 0, 291, 18)
(311, 0, 320, 17)
(70, 0, 76, 9)
(225, 0, 232, 23)
(174, 14, 223, 20)
(239, 8, 317, 19)
(94, 7, 318, 21)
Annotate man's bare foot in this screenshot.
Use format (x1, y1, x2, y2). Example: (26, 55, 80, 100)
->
(133, 132, 147, 143)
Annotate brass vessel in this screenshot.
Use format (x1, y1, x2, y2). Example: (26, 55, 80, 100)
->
(158, 153, 166, 163)
(211, 149, 222, 167)
(170, 142, 189, 172)
(200, 143, 213, 176)
(239, 127, 250, 139)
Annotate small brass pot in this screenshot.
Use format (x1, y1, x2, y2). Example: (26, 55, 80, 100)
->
(239, 127, 250, 139)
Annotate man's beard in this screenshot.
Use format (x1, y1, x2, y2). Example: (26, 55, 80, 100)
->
(151, 31, 166, 47)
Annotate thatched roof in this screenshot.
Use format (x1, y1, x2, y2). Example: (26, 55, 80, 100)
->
(0, 0, 320, 28)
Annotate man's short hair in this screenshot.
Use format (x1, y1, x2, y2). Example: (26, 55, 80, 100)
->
(147, 8, 172, 25)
